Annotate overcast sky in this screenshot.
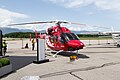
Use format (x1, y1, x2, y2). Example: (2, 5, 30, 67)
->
(0, 0, 120, 31)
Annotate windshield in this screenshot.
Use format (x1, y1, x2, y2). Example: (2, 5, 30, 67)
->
(64, 33, 79, 40)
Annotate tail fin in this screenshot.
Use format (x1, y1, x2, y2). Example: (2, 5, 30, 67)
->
(35, 30, 46, 40)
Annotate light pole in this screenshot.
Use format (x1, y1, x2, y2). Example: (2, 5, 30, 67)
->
(0, 30, 2, 56)
(21, 38, 24, 49)
(98, 36, 100, 45)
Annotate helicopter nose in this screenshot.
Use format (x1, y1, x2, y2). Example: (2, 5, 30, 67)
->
(80, 42, 84, 47)
(68, 40, 84, 50)
(76, 42, 84, 48)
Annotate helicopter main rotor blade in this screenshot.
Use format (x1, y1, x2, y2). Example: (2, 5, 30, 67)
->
(8, 21, 53, 26)
(69, 22, 86, 26)
(92, 26, 109, 29)
(7, 21, 65, 26)
(7, 20, 86, 26)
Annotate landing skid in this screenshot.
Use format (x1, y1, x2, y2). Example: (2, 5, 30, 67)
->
(52, 50, 63, 57)
(52, 50, 78, 58)
(70, 50, 78, 54)
(45, 48, 79, 57)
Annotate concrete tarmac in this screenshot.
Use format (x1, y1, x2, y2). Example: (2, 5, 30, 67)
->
(1, 39, 120, 80)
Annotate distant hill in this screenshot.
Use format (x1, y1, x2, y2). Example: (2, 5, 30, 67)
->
(0, 27, 99, 35)
(0, 27, 34, 34)
(72, 30, 99, 34)
(39, 30, 99, 34)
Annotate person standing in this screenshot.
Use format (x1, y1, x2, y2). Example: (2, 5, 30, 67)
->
(3, 40, 7, 55)
(32, 39, 35, 50)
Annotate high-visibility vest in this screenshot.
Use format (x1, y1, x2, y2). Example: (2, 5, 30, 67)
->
(32, 40, 35, 44)
(3, 42, 7, 47)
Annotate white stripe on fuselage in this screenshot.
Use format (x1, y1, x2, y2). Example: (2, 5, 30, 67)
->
(46, 38, 54, 47)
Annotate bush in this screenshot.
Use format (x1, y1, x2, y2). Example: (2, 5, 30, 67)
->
(0, 58, 10, 67)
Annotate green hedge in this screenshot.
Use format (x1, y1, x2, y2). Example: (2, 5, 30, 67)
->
(0, 58, 10, 67)
(4, 32, 35, 38)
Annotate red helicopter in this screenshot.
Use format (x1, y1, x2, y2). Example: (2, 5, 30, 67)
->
(9, 21, 85, 56)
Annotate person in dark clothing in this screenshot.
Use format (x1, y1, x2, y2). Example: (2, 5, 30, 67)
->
(25, 43, 29, 48)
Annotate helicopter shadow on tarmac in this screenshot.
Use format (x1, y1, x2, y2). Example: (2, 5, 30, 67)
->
(51, 51, 89, 59)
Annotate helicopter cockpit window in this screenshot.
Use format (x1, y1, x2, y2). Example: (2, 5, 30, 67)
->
(64, 33, 79, 40)
(55, 35, 58, 42)
(50, 35, 58, 43)
(53, 35, 58, 43)
(60, 35, 66, 44)
(50, 35, 55, 43)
